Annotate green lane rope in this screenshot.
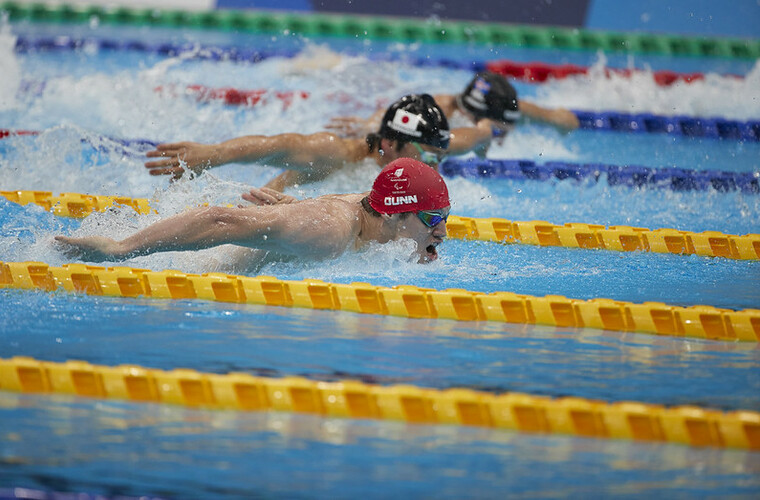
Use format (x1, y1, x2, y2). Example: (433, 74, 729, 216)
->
(1, 1, 757, 59)
(1, 356, 758, 450)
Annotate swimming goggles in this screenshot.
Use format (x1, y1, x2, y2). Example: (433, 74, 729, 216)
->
(416, 207, 450, 228)
(410, 142, 447, 167)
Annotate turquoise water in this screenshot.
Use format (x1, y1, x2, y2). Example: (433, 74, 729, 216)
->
(1, 292, 759, 498)
(0, 17, 759, 499)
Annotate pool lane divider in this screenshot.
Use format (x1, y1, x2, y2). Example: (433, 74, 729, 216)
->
(1, 261, 759, 343)
(1, 356, 758, 450)
(442, 158, 760, 193)
(0, 129, 158, 150)
(6, 90, 760, 142)
(0, 190, 155, 218)
(571, 111, 759, 141)
(2, 125, 760, 183)
(2, 1, 758, 59)
(3, 190, 758, 261)
(12, 34, 751, 86)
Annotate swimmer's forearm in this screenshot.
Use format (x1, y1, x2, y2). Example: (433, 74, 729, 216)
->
(448, 125, 492, 155)
(215, 133, 347, 171)
(116, 206, 265, 257)
(214, 136, 273, 165)
(215, 134, 306, 167)
(519, 101, 579, 130)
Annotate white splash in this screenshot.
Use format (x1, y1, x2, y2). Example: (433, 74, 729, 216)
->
(0, 16, 20, 111)
(532, 53, 760, 120)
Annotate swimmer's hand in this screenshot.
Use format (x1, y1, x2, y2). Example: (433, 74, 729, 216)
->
(324, 116, 373, 138)
(241, 187, 297, 206)
(144, 142, 219, 179)
(550, 108, 580, 131)
(54, 235, 125, 262)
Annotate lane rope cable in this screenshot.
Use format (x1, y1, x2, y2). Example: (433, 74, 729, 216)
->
(2, 189, 758, 261)
(0, 356, 758, 450)
(2, 126, 760, 184)
(1, 260, 758, 342)
(440, 158, 760, 193)
(12, 35, 750, 86)
(2, 2, 757, 59)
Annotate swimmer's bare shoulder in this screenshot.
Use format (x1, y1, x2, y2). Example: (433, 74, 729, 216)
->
(257, 193, 365, 257)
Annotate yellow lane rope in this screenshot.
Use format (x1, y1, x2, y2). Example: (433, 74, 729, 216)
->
(3, 189, 758, 260)
(2, 261, 758, 342)
(1, 356, 757, 450)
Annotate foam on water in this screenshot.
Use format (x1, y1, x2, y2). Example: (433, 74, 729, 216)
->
(531, 55, 760, 120)
(0, 18, 20, 111)
(1, 19, 760, 500)
(0, 24, 758, 302)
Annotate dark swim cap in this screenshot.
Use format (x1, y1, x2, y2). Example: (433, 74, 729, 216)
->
(368, 158, 450, 215)
(378, 94, 450, 150)
(458, 72, 521, 124)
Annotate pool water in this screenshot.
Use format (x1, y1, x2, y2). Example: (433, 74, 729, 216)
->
(0, 15, 759, 499)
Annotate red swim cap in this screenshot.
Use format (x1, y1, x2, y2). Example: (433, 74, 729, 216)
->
(368, 158, 450, 214)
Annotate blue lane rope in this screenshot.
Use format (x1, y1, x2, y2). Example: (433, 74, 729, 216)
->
(13, 35, 760, 143)
(573, 111, 760, 141)
(3, 128, 757, 193)
(440, 157, 760, 194)
(13, 34, 483, 69)
(0, 488, 166, 500)
(14, 34, 301, 63)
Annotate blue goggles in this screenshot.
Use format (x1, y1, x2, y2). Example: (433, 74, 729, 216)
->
(416, 207, 450, 228)
(411, 142, 447, 166)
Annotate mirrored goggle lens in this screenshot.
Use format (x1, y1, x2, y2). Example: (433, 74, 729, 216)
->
(412, 142, 446, 166)
(420, 150, 442, 165)
(417, 208, 450, 228)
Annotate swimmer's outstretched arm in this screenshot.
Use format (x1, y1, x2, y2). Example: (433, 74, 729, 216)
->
(518, 100, 580, 130)
(447, 123, 495, 156)
(144, 132, 365, 179)
(56, 206, 273, 261)
(56, 201, 357, 262)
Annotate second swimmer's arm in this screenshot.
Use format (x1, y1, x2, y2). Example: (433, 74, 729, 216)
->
(447, 122, 494, 155)
(144, 132, 359, 178)
(518, 100, 580, 130)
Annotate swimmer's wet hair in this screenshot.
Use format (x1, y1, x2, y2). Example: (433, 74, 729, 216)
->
(361, 195, 380, 216)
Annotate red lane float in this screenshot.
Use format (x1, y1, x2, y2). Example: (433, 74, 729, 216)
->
(154, 85, 378, 111)
(180, 85, 310, 108)
(485, 60, 742, 86)
(153, 84, 310, 108)
(0, 129, 38, 139)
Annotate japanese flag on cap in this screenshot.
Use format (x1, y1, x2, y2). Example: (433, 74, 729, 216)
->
(387, 109, 423, 138)
(368, 158, 450, 214)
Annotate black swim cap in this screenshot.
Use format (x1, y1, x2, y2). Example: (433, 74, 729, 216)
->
(378, 94, 450, 150)
(458, 72, 521, 124)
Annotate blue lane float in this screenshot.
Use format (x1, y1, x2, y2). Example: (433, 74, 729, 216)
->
(440, 157, 760, 193)
(3, 128, 757, 193)
(13, 36, 760, 142)
(573, 111, 760, 141)
(14, 35, 300, 63)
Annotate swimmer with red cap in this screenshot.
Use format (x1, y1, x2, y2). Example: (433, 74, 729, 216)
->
(57, 158, 450, 267)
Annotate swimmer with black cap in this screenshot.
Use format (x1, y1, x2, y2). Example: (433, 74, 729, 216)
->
(328, 71, 579, 156)
(144, 94, 451, 193)
(58, 158, 450, 266)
